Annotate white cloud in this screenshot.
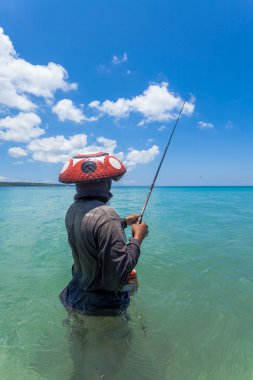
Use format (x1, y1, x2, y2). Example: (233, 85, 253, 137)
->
(96, 136, 117, 152)
(124, 145, 159, 170)
(112, 56, 120, 65)
(52, 99, 97, 123)
(112, 53, 128, 65)
(0, 112, 44, 142)
(26, 133, 159, 171)
(0, 76, 35, 111)
(0, 27, 76, 112)
(8, 146, 27, 157)
(198, 121, 214, 129)
(28, 134, 88, 163)
(89, 98, 130, 118)
(52, 99, 77, 122)
(122, 53, 128, 62)
(71, 136, 118, 157)
(27, 134, 118, 164)
(89, 82, 195, 125)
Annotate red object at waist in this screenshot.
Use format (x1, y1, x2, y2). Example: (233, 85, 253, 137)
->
(129, 269, 137, 278)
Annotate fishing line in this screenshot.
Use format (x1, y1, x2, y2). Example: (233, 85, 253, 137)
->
(138, 100, 186, 223)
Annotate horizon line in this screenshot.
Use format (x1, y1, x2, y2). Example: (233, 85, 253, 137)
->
(0, 182, 253, 188)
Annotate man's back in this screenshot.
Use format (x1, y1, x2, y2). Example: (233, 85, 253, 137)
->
(65, 199, 129, 292)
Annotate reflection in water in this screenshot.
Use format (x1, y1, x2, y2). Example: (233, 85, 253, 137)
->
(64, 313, 133, 380)
(62, 308, 170, 380)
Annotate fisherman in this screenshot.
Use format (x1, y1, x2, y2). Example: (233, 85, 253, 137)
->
(58, 152, 148, 316)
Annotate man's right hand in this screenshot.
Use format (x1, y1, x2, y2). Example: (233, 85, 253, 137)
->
(132, 221, 148, 244)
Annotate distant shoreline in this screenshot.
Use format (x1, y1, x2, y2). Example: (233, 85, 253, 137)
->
(0, 182, 67, 187)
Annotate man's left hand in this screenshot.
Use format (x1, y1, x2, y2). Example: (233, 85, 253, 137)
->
(125, 214, 140, 225)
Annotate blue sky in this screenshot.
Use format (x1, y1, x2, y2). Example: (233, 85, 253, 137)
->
(0, 0, 252, 185)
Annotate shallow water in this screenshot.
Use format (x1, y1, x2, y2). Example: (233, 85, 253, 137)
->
(1, 186, 253, 380)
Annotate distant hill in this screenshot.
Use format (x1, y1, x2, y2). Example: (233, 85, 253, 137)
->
(0, 182, 68, 187)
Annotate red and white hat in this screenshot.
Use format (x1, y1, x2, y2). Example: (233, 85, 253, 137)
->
(59, 152, 126, 183)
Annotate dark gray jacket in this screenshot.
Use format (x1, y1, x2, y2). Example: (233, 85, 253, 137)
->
(65, 199, 140, 292)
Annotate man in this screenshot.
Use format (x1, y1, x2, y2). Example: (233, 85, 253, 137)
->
(59, 151, 148, 316)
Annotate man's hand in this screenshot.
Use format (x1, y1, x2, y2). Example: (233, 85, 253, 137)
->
(132, 221, 148, 244)
(125, 214, 140, 225)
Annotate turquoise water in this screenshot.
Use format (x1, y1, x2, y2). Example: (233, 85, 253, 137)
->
(1, 186, 253, 380)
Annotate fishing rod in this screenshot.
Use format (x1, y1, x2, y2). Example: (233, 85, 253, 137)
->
(138, 100, 186, 224)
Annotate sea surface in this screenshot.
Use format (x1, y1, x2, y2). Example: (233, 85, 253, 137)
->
(0, 186, 253, 380)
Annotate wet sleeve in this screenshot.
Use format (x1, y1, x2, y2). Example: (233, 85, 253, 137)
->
(97, 219, 140, 291)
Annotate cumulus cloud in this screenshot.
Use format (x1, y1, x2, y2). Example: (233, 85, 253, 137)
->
(52, 99, 97, 123)
(52, 99, 84, 123)
(28, 134, 88, 163)
(70, 136, 119, 157)
(27, 134, 118, 163)
(26, 133, 159, 170)
(112, 53, 128, 65)
(124, 145, 159, 170)
(89, 82, 195, 125)
(0, 76, 35, 111)
(8, 146, 27, 157)
(0, 112, 44, 142)
(198, 121, 214, 129)
(96, 136, 117, 152)
(0, 27, 76, 112)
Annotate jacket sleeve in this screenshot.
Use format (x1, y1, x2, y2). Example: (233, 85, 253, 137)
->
(97, 218, 140, 291)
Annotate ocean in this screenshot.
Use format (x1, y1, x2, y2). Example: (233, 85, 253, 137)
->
(0, 186, 253, 380)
